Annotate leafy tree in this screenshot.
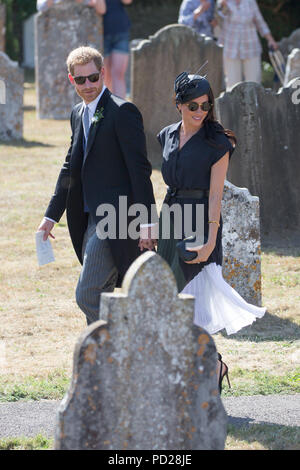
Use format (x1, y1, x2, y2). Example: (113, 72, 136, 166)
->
(1, 0, 36, 62)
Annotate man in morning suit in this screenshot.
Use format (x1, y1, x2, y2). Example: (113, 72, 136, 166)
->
(37, 46, 157, 325)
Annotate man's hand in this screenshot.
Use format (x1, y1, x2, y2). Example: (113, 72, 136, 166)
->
(37, 218, 55, 241)
(138, 238, 157, 252)
(138, 224, 158, 251)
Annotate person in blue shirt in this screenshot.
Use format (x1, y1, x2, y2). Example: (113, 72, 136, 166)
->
(178, 0, 215, 38)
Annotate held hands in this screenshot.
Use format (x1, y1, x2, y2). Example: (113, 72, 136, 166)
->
(37, 218, 55, 242)
(185, 241, 215, 264)
(138, 224, 158, 252)
(138, 238, 157, 251)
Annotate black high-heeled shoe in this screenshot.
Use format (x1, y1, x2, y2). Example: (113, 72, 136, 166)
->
(217, 353, 231, 394)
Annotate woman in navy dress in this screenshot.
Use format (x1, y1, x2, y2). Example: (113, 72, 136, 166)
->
(157, 72, 266, 391)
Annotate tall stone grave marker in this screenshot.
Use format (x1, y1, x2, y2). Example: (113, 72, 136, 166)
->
(0, 52, 24, 141)
(215, 81, 300, 235)
(55, 252, 227, 450)
(222, 181, 263, 306)
(35, 0, 103, 119)
(131, 25, 224, 165)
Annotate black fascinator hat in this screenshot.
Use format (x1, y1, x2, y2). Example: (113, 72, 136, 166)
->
(175, 71, 211, 104)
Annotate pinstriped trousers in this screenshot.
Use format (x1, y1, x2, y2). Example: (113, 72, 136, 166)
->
(75, 215, 119, 325)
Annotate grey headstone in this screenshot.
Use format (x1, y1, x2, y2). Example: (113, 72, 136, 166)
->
(284, 48, 300, 86)
(55, 252, 227, 450)
(0, 4, 5, 53)
(278, 28, 300, 62)
(0, 52, 24, 140)
(222, 181, 263, 306)
(35, 0, 103, 119)
(131, 24, 224, 166)
(215, 80, 300, 235)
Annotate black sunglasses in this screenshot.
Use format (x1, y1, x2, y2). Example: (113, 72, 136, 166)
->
(186, 101, 212, 112)
(73, 73, 100, 85)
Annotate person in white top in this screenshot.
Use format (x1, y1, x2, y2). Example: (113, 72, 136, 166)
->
(216, 0, 278, 90)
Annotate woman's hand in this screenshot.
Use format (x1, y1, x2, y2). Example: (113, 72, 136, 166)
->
(185, 241, 215, 264)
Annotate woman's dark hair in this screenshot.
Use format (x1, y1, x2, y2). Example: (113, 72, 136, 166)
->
(174, 85, 237, 149)
(203, 87, 237, 149)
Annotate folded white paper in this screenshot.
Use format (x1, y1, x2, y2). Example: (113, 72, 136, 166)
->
(35, 231, 55, 266)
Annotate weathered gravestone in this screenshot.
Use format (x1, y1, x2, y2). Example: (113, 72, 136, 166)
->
(55, 252, 227, 450)
(35, 0, 103, 119)
(215, 81, 300, 236)
(278, 28, 300, 62)
(284, 48, 300, 86)
(131, 24, 224, 166)
(0, 3, 5, 53)
(0, 52, 24, 141)
(222, 181, 263, 306)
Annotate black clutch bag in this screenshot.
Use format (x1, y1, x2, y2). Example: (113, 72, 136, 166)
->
(176, 235, 207, 262)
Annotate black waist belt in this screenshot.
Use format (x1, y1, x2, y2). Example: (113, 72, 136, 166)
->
(167, 188, 209, 199)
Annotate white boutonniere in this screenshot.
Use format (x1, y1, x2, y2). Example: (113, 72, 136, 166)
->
(91, 107, 104, 126)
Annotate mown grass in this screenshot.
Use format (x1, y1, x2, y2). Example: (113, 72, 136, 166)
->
(0, 434, 53, 450)
(0, 424, 298, 450)
(226, 423, 300, 450)
(0, 369, 69, 402)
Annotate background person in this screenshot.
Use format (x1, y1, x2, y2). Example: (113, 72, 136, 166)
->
(216, 0, 278, 90)
(178, 0, 215, 38)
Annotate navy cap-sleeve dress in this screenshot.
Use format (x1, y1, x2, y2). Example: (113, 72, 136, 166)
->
(157, 121, 266, 335)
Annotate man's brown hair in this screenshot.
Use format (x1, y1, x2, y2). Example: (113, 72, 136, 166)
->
(67, 46, 103, 76)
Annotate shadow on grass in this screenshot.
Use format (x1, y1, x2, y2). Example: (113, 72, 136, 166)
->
(227, 420, 300, 450)
(0, 138, 53, 148)
(220, 311, 300, 342)
(23, 105, 36, 112)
